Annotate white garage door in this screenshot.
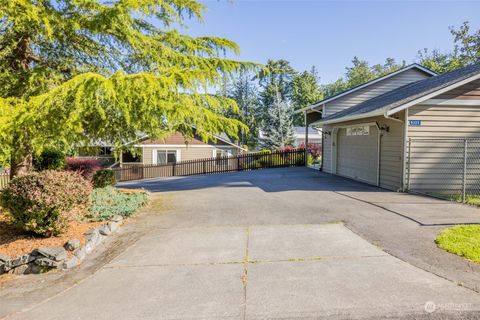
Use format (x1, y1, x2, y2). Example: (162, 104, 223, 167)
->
(336, 125, 379, 185)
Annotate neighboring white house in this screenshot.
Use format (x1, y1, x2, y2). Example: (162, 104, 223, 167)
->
(258, 127, 322, 148)
(293, 127, 322, 146)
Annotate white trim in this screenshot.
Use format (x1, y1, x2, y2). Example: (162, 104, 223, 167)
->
(331, 128, 337, 174)
(419, 99, 480, 106)
(151, 149, 157, 165)
(377, 127, 381, 187)
(402, 108, 409, 191)
(386, 73, 480, 116)
(134, 144, 235, 148)
(176, 149, 181, 162)
(296, 64, 437, 114)
(312, 111, 384, 126)
(329, 122, 378, 130)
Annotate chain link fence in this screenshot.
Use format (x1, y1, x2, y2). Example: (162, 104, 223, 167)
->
(407, 138, 480, 203)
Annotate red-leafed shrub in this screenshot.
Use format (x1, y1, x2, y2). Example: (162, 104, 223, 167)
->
(0, 170, 93, 237)
(299, 143, 322, 159)
(65, 157, 101, 181)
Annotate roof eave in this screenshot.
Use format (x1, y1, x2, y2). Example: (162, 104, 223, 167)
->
(296, 64, 437, 114)
(386, 72, 480, 116)
(311, 110, 385, 126)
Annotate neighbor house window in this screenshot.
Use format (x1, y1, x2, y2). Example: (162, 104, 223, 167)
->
(346, 126, 370, 136)
(156, 150, 178, 164)
(214, 149, 232, 165)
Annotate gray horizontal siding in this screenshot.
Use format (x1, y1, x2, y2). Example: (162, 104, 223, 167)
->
(323, 69, 429, 117)
(407, 81, 480, 194)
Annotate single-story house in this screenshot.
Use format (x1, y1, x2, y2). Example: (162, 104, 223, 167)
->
(293, 127, 322, 146)
(299, 63, 480, 191)
(77, 131, 245, 167)
(126, 132, 245, 166)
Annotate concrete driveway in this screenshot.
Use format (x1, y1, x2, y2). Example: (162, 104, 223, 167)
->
(3, 168, 480, 319)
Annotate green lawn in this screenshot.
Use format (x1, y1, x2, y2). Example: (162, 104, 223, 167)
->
(428, 193, 480, 205)
(436, 225, 480, 263)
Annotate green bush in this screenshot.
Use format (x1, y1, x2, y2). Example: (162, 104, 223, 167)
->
(89, 187, 148, 221)
(33, 148, 65, 171)
(92, 169, 116, 188)
(0, 170, 92, 237)
(307, 154, 314, 166)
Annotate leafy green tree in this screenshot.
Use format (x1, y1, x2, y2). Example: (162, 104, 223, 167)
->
(417, 48, 464, 74)
(261, 91, 294, 149)
(323, 57, 404, 97)
(0, 0, 253, 177)
(291, 66, 323, 125)
(418, 22, 480, 73)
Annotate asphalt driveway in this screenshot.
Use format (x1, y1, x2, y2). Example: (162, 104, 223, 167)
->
(3, 167, 480, 319)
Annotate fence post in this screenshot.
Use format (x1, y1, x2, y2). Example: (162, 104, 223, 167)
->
(173, 163, 176, 176)
(462, 139, 468, 203)
(407, 138, 411, 191)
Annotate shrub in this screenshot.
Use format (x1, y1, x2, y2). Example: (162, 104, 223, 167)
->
(65, 157, 101, 181)
(299, 143, 322, 159)
(92, 169, 116, 188)
(33, 148, 65, 171)
(307, 153, 314, 166)
(0, 170, 92, 237)
(89, 187, 148, 221)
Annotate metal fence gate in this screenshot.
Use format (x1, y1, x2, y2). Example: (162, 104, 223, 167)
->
(406, 138, 480, 203)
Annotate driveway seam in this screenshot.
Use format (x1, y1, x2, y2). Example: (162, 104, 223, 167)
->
(241, 226, 250, 320)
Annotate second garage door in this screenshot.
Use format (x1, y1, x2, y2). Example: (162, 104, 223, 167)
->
(336, 125, 379, 185)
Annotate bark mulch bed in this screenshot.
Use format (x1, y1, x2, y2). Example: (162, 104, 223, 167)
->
(0, 214, 103, 259)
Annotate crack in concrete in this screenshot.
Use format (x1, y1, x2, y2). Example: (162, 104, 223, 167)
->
(102, 254, 389, 269)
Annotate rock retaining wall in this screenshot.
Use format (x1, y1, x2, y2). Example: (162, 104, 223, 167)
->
(0, 215, 124, 276)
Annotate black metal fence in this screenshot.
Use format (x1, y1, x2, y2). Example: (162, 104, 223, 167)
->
(114, 148, 306, 182)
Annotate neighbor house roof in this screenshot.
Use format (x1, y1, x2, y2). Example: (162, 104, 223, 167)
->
(297, 63, 437, 114)
(314, 63, 480, 125)
(294, 127, 322, 135)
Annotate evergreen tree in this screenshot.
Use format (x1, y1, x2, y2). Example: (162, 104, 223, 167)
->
(291, 66, 323, 125)
(261, 91, 294, 150)
(0, 0, 254, 177)
(224, 70, 261, 149)
(257, 59, 296, 123)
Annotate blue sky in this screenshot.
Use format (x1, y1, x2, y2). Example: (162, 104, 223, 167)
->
(181, 0, 480, 84)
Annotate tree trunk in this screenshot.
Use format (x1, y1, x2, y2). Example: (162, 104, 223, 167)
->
(9, 134, 33, 179)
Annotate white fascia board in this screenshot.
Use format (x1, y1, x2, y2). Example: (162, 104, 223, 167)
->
(310, 110, 385, 126)
(134, 144, 236, 148)
(419, 99, 480, 106)
(297, 64, 436, 114)
(386, 73, 480, 116)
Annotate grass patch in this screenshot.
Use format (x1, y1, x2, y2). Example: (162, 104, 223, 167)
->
(436, 225, 480, 263)
(427, 193, 480, 205)
(89, 186, 149, 221)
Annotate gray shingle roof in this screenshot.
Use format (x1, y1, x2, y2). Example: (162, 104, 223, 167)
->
(320, 63, 480, 123)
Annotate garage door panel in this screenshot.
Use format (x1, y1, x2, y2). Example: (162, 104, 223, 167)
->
(337, 126, 378, 185)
